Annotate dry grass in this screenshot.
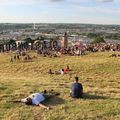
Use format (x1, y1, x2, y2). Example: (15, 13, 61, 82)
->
(0, 51, 120, 120)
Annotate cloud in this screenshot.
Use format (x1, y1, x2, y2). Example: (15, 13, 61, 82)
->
(96, 0, 114, 3)
(0, 0, 65, 6)
(50, 0, 64, 2)
(0, 0, 38, 5)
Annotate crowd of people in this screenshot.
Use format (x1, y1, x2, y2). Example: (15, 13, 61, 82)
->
(86, 43, 120, 52)
(8, 42, 120, 110)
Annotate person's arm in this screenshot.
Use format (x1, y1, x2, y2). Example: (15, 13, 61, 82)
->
(38, 103, 50, 110)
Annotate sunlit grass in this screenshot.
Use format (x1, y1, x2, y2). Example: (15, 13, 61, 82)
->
(0, 51, 120, 120)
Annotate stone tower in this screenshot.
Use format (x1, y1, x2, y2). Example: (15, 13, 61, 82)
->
(33, 23, 36, 29)
(61, 32, 68, 48)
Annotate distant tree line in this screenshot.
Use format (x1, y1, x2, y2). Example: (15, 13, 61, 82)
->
(83, 32, 120, 41)
(0, 23, 120, 32)
(105, 33, 120, 40)
(91, 36, 105, 44)
(0, 23, 32, 31)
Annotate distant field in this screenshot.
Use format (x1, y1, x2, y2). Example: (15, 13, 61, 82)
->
(0, 52, 120, 120)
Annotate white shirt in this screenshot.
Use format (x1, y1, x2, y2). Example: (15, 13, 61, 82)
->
(21, 93, 45, 105)
(60, 69, 64, 75)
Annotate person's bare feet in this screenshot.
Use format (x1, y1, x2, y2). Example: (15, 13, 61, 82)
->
(46, 106, 52, 110)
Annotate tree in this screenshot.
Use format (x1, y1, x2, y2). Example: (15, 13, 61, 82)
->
(24, 37, 34, 43)
(91, 36, 105, 44)
(86, 33, 98, 38)
(9, 39, 16, 44)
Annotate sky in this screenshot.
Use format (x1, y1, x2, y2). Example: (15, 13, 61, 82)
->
(0, 0, 120, 24)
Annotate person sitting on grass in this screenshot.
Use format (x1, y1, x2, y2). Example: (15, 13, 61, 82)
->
(60, 69, 65, 75)
(70, 76, 83, 98)
(20, 90, 59, 110)
(64, 65, 71, 73)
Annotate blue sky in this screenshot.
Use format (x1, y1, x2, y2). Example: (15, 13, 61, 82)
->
(0, 0, 120, 24)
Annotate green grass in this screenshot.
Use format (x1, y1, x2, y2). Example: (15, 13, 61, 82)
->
(0, 52, 120, 120)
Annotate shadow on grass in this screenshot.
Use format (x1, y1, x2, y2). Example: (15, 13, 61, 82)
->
(83, 93, 108, 100)
(43, 96, 65, 106)
(83, 93, 120, 101)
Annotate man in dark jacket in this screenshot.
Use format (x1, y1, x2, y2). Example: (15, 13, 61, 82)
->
(70, 76, 83, 98)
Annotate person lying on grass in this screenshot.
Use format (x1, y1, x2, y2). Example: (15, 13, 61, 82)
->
(48, 66, 71, 75)
(48, 69, 54, 74)
(48, 68, 70, 75)
(48, 68, 65, 75)
(20, 90, 60, 110)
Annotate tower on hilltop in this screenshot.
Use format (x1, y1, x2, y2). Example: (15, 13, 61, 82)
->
(33, 23, 36, 29)
(61, 32, 68, 48)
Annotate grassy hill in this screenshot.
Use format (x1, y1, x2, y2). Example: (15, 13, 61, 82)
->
(0, 52, 120, 120)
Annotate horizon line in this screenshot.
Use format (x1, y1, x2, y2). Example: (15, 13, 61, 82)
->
(0, 22, 120, 26)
